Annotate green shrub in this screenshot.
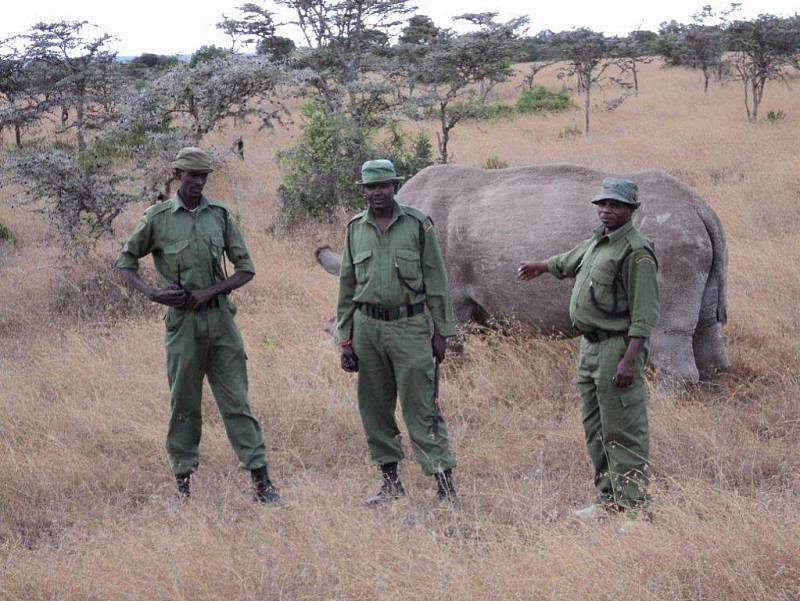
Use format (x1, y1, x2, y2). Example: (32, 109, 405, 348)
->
(426, 96, 515, 122)
(275, 101, 434, 229)
(0, 221, 16, 243)
(517, 86, 573, 114)
(482, 156, 509, 169)
(765, 109, 786, 123)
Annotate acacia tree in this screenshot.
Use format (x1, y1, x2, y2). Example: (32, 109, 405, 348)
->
(613, 30, 657, 93)
(0, 42, 60, 147)
(408, 12, 527, 163)
(727, 15, 800, 122)
(23, 20, 117, 153)
(110, 52, 289, 200)
(550, 29, 614, 134)
(3, 147, 138, 250)
(219, 1, 435, 226)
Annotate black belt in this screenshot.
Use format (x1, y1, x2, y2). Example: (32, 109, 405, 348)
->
(177, 296, 220, 312)
(358, 302, 425, 321)
(582, 330, 625, 343)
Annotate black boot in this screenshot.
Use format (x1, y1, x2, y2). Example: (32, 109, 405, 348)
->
(434, 469, 458, 502)
(363, 462, 405, 507)
(250, 466, 286, 505)
(175, 472, 191, 499)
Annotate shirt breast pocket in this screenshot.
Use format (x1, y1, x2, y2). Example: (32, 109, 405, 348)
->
(162, 239, 191, 275)
(395, 248, 421, 285)
(589, 263, 627, 314)
(353, 249, 373, 284)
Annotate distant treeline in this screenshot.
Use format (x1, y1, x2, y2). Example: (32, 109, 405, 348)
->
(1, 2, 798, 251)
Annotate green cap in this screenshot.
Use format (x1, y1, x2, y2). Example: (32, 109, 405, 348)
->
(357, 159, 404, 185)
(591, 177, 639, 207)
(172, 147, 214, 173)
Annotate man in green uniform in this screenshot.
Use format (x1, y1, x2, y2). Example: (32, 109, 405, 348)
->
(518, 177, 659, 519)
(337, 159, 458, 506)
(114, 147, 284, 504)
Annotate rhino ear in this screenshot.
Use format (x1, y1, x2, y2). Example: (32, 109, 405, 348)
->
(315, 245, 342, 275)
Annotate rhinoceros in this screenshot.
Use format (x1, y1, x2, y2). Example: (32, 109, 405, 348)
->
(316, 164, 729, 382)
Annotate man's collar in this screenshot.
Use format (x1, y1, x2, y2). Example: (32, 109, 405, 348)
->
(362, 201, 403, 226)
(594, 220, 634, 242)
(170, 193, 210, 214)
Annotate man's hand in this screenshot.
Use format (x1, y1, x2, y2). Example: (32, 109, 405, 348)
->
(184, 287, 217, 311)
(150, 287, 188, 308)
(340, 345, 358, 373)
(517, 261, 549, 281)
(612, 357, 635, 388)
(432, 330, 448, 363)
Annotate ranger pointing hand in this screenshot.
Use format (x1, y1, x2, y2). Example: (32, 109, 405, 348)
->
(519, 177, 659, 521)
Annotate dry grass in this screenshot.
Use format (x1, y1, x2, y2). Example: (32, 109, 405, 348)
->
(1, 60, 799, 600)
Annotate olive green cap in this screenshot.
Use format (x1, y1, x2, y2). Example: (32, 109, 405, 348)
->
(591, 177, 639, 207)
(172, 147, 214, 173)
(357, 159, 404, 185)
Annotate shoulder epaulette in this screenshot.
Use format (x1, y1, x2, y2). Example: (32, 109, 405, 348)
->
(207, 198, 230, 212)
(144, 200, 173, 221)
(347, 210, 367, 226)
(623, 229, 657, 266)
(399, 204, 432, 225)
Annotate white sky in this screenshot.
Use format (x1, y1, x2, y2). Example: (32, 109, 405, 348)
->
(3, 1, 799, 56)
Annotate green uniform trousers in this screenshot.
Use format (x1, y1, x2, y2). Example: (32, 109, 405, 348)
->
(352, 309, 456, 476)
(576, 335, 649, 509)
(164, 304, 267, 475)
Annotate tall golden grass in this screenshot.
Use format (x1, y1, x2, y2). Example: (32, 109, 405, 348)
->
(1, 60, 799, 600)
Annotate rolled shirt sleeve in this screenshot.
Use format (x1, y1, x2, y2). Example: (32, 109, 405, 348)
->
(225, 214, 256, 274)
(421, 219, 456, 337)
(624, 250, 659, 338)
(547, 238, 592, 280)
(113, 214, 153, 271)
(336, 227, 358, 342)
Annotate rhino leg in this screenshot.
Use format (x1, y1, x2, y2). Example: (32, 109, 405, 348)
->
(650, 330, 700, 383)
(693, 322, 729, 380)
(452, 293, 487, 325)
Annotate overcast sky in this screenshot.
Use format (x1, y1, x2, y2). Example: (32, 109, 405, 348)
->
(3, 1, 799, 56)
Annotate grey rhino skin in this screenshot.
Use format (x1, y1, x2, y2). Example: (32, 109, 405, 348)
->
(318, 164, 729, 382)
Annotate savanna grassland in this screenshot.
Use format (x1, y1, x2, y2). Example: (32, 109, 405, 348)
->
(1, 60, 800, 600)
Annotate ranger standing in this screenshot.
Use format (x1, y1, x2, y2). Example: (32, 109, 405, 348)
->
(518, 178, 659, 519)
(337, 160, 458, 505)
(114, 147, 283, 504)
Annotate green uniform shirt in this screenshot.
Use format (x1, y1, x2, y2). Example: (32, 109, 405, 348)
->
(113, 194, 255, 286)
(337, 202, 456, 340)
(547, 221, 659, 338)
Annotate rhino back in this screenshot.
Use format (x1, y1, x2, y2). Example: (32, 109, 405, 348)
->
(397, 164, 716, 337)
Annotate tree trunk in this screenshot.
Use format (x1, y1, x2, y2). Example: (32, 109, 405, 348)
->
(703, 69, 710, 94)
(584, 79, 591, 134)
(632, 62, 639, 94)
(76, 94, 86, 153)
(14, 122, 21, 148)
(437, 105, 449, 163)
(750, 77, 764, 123)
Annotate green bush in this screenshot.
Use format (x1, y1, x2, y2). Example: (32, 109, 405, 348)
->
(482, 156, 509, 169)
(426, 96, 515, 123)
(516, 86, 573, 113)
(0, 221, 16, 243)
(275, 101, 434, 229)
(765, 109, 786, 123)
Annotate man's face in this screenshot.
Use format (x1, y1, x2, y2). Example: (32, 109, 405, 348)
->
(595, 199, 634, 231)
(177, 170, 208, 199)
(361, 181, 395, 212)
